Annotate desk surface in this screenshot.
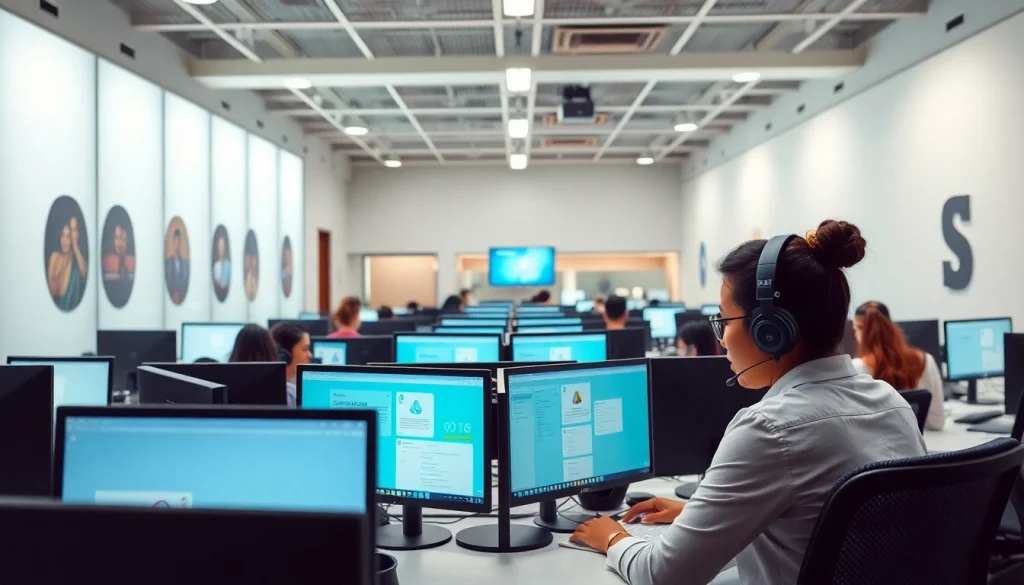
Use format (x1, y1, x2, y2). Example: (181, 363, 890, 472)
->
(389, 398, 1009, 585)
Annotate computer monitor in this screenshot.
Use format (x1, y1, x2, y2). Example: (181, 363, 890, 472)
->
(896, 319, 941, 370)
(359, 308, 379, 323)
(510, 332, 607, 363)
(392, 307, 410, 316)
(6, 357, 113, 430)
(311, 336, 394, 366)
(627, 299, 646, 310)
(299, 311, 325, 320)
(489, 247, 556, 287)
(358, 320, 417, 337)
(1005, 334, 1024, 417)
(648, 289, 671, 303)
(394, 334, 502, 364)
(56, 407, 375, 517)
(0, 501, 374, 585)
(461, 312, 511, 319)
(701, 304, 721, 316)
(96, 330, 176, 392)
(467, 305, 512, 313)
(643, 306, 686, 339)
(517, 325, 585, 334)
(268, 318, 329, 337)
(441, 318, 506, 327)
(575, 300, 595, 313)
(0, 365, 52, 496)
(180, 323, 245, 363)
(516, 317, 582, 327)
(137, 366, 227, 405)
(560, 289, 585, 306)
(299, 365, 490, 550)
(517, 306, 562, 315)
(607, 328, 646, 360)
(142, 362, 286, 406)
(435, 327, 507, 335)
(479, 301, 514, 308)
(944, 318, 1013, 381)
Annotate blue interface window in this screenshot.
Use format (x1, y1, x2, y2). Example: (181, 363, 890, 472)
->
(359, 308, 379, 323)
(396, 335, 501, 364)
(517, 317, 582, 327)
(312, 340, 348, 365)
(576, 301, 595, 313)
(517, 326, 584, 334)
(512, 334, 607, 363)
(435, 327, 506, 335)
(301, 370, 486, 505)
(517, 307, 561, 314)
(507, 364, 651, 498)
(441, 318, 506, 327)
(8, 360, 109, 431)
(946, 319, 1013, 380)
(464, 312, 510, 319)
(61, 415, 369, 513)
(181, 324, 245, 363)
(467, 306, 511, 313)
(299, 312, 323, 320)
(643, 307, 685, 339)
(701, 305, 721, 316)
(489, 247, 555, 287)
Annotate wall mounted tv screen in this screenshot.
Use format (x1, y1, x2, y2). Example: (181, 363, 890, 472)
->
(488, 247, 556, 287)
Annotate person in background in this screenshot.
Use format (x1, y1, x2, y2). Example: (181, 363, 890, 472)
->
(648, 299, 662, 307)
(406, 301, 420, 314)
(677, 320, 718, 357)
(460, 289, 474, 308)
(440, 295, 463, 314)
(166, 228, 189, 305)
(271, 322, 313, 408)
(229, 324, 277, 363)
(602, 295, 629, 330)
(378, 306, 395, 320)
(853, 301, 945, 430)
(593, 296, 606, 315)
(570, 220, 925, 585)
(329, 297, 362, 338)
(534, 290, 552, 304)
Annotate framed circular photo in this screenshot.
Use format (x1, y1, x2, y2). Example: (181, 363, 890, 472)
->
(281, 236, 293, 299)
(101, 205, 136, 309)
(244, 229, 259, 302)
(164, 217, 191, 305)
(211, 225, 231, 303)
(43, 195, 89, 312)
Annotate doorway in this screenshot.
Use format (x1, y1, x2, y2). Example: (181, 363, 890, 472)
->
(318, 230, 331, 313)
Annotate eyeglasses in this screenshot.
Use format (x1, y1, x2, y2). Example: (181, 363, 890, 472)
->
(709, 313, 748, 342)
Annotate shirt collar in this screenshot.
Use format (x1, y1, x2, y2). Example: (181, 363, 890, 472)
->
(763, 355, 860, 400)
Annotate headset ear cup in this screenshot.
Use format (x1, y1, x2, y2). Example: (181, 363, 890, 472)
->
(750, 313, 795, 358)
(278, 347, 292, 363)
(775, 308, 799, 355)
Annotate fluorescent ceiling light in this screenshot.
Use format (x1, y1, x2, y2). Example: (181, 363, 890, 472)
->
(636, 156, 655, 166)
(181, 0, 219, 4)
(508, 118, 530, 139)
(674, 122, 698, 133)
(732, 72, 761, 83)
(505, 68, 532, 93)
(503, 0, 535, 17)
(344, 126, 369, 136)
(283, 77, 312, 90)
(510, 154, 528, 170)
(384, 159, 402, 168)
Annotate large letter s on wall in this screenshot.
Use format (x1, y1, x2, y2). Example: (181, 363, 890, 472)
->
(942, 194, 972, 291)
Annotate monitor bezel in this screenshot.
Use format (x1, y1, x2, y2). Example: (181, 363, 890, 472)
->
(6, 356, 115, 405)
(179, 322, 247, 363)
(942, 317, 1014, 381)
(52, 405, 377, 517)
(392, 332, 505, 364)
(297, 364, 492, 513)
(501, 358, 654, 508)
(508, 331, 609, 363)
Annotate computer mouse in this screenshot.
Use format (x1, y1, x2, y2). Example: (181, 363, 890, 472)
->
(625, 492, 655, 507)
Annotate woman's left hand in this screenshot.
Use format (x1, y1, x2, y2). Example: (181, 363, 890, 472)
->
(570, 515, 627, 554)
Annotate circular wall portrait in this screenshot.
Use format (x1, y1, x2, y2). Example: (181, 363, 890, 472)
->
(164, 217, 191, 305)
(211, 225, 232, 303)
(281, 236, 294, 299)
(101, 206, 136, 309)
(244, 230, 259, 302)
(43, 195, 90, 312)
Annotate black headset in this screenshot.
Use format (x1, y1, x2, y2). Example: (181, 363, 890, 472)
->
(278, 346, 292, 363)
(749, 234, 799, 359)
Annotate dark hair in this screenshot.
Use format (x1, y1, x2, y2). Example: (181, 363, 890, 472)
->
(459, 289, 471, 297)
(230, 324, 277, 362)
(678, 320, 718, 356)
(534, 290, 551, 303)
(378, 306, 394, 319)
(648, 299, 661, 307)
(605, 295, 628, 320)
(717, 219, 866, 360)
(856, 300, 890, 320)
(270, 322, 308, 359)
(333, 296, 361, 327)
(406, 301, 420, 313)
(440, 295, 463, 314)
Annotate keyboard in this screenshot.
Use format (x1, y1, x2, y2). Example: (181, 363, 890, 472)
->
(954, 410, 1004, 424)
(557, 518, 670, 554)
(967, 417, 1015, 435)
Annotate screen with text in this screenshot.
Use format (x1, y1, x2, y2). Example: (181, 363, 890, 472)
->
(946, 319, 1013, 380)
(313, 340, 348, 365)
(396, 336, 501, 364)
(643, 307, 685, 339)
(181, 324, 244, 363)
(512, 334, 607, 363)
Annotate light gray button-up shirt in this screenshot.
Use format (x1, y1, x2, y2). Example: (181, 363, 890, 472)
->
(607, 355, 927, 585)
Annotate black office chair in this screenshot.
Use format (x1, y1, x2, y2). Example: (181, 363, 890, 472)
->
(899, 389, 932, 433)
(797, 438, 1024, 585)
(990, 393, 1024, 584)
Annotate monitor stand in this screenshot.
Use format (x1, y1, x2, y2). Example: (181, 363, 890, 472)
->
(377, 505, 452, 551)
(674, 475, 703, 500)
(533, 499, 596, 534)
(965, 379, 1002, 405)
(455, 505, 553, 553)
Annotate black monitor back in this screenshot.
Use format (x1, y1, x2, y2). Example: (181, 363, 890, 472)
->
(608, 328, 646, 359)
(97, 330, 177, 392)
(896, 319, 941, 369)
(0, 367, 52, 497)
(1005, 334, 1024, 416)
(325, 335, 395, 365)
(268, 318, 330, 337)
(0, 500, 373, 585)
(359, 320, 417, 336)
(137, 366, 227, 405)
(142, 362, 286, 406)
(674, 310, 707, 331)
(650, 356, 767, 476)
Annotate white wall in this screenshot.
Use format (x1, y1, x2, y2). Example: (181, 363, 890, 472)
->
(680, 9, 1024, 327)
(305, 153, 352, 313)
(348, 165, 682, 303)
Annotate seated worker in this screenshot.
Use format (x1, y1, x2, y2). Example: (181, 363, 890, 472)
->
(229, 324, 277, 362)
(853, 301, 945, 430)
(406, 301, 420, 314)
(459, 289, 474, 308)
(677, 320, 718, 356)
(602, 295, 629, 330)
(593, 296, 606, 314)
(570, 220, 925, 585)
(270, 322, 312, 408)
(328, 297, 361, 338)
(533, 290, 552, 304)
(378, 306, 395, 320)
(440, 294, 463, 314)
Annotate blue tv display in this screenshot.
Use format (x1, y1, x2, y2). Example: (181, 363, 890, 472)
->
(489, 247, 556, 287)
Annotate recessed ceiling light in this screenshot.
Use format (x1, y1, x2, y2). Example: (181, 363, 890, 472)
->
(510, 154, 528, 170)
(505, 68, 532, 93)
(636, 156, 655, 166)
(674, 122, 698, 133)
(503, 0, 535, 17)
(732, 72, 761, 83)
(344, 126, 369, 136)
(181, 0, 219, 4)
(384, 159, 402, 168)
(508, 118, 530, 139)
(283, 77, 312, 90)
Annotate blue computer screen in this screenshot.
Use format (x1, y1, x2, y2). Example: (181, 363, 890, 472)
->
(301, 370, 486, 505)
(576, 301, 595, 313)
(312, 340, 348, 365)
(517, 326, 585, 334)
(643, 307, 685, 339)
(299, 312, 323, 320)
(701, 305, 721, 316)
(181, 324, 245, 363)
(61, 415, 369, 513)
(507, 364, 651, 497)
(8, 359, 109, 430)
(464, 312, 510, 319)
(516, 317, 582, 327)
(946, 319, 1013, 380)
(512, 334, 607, 363)
(489, 247, 556, 287)
(467, 306, 511, 314)
(435, 327, 507, 335)
(441, 318, 506, 327)
(517, 307, 561, 314)
(359, 308, 379, 323)
(396, 335, 501, 364)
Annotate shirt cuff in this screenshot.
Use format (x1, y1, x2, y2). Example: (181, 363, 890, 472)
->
(607, 536, 648, 580)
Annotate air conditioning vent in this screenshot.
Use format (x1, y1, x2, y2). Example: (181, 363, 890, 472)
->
(543, 113, 609, 127)
(553, 26, 667, 54)
(539, 137, 599, 149)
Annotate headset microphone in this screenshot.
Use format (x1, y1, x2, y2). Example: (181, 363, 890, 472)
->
(726, 358, 775, 387)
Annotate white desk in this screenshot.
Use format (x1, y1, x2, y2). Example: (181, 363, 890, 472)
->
(925, 399, 1012, 452)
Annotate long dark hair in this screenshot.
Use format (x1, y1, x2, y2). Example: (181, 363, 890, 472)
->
(270, 322, 308, 359)
(678, 320, 718, 356)
(440, 295, 463, 314)
(229, 324, 277, 362)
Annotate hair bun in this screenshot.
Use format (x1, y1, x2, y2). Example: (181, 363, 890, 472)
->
(807, 219, 866, 270)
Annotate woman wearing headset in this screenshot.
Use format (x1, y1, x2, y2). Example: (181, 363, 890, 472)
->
(271, 322, 312, 408)
(571, 220, 926, 585)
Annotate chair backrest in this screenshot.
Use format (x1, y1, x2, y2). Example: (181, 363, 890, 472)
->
(899, 389, 932, 433)
(797, 438, 1024, 585)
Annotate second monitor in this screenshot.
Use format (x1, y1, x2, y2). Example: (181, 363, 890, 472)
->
(510, 332, 607, 363)
(395, 333, 502, 364)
